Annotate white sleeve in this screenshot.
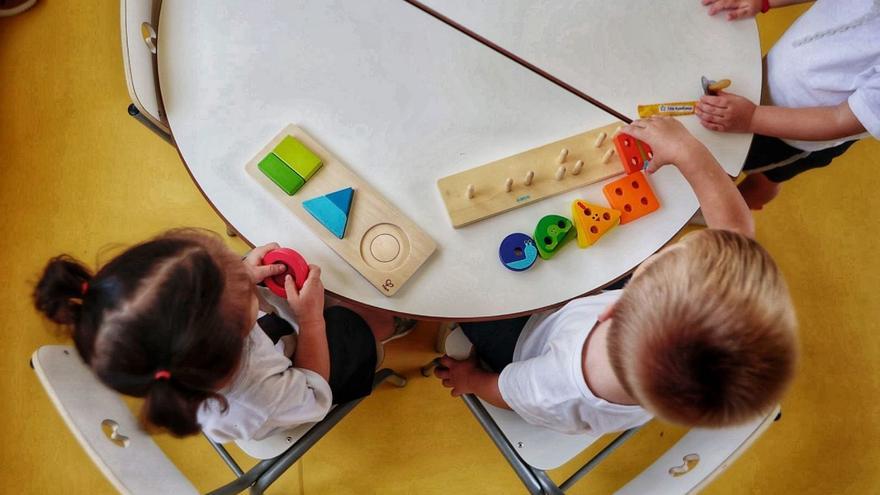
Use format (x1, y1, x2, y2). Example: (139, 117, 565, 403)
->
(849, 68, 880, 139)
(249, 366, 333, 434)
(498, 356, 574, 432)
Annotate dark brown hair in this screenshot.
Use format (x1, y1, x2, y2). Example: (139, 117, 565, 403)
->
(33, 230, 253, 436)
(607, 229, 798, 427)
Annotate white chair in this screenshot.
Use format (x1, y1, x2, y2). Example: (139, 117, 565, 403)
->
(424, 327, 780, 494)
(120, 0, 172, 142)
(32, 345, 406, 494)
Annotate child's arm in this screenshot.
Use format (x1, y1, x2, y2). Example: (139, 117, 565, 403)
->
(702, 0, 810, 20)
(434, 353, 510, 409)
(623, 117, 755, 237)
(697, 93, 866, 140)
(285, 267, 330, 381)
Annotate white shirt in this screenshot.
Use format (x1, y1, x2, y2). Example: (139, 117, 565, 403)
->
(766, 0, 880, 151)
(498, 291, 652, 436)
(198, 292, 332, 443)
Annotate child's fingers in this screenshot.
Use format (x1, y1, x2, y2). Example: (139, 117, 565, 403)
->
(699, 119, 726, 132)
(696, 103, 725, 117)
(251, 263, 286, 282)
(439, 355, 457, 368)
(248, 242, 281, 261)
(434, 367, 450, 379)
(284, 275, 300, 299)
(699, 95, 728, 108)
(441, 379, 452, 388)
(451, 388, 463, 398)
(304, 265, 322, 284)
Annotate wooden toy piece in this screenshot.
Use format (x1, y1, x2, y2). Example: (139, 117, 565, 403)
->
(533, 215, 576, 260)
(257, 153, 306, 195)
(602, 171, 660, 224)
(571, 200, 621, 248)
(614, 133, 653, 175)
(273, 135, 323, 180)
(262, 248, 310, 297)
(505, 177, 513, 192)
(556, 148, 569, 164)
(245, 125, 437, 296)
(602, 148, 615, 164)
(466, 184, 475, 199)
(555, 166, 566, 181)
(499, 233, 538, 271)
(702, 75, 731, 95)
(437, 121, 625, 228)
(593, 132, 607, 148)
(572, 160, 584, 175)
(302, 187, 354, 239)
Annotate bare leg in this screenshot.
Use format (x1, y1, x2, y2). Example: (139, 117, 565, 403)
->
(738, 173, 781, 210)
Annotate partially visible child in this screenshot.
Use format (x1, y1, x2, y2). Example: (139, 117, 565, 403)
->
(699, 0, 879, 209)
(435, 118, 798, 435)
(33, 231, 402, 442)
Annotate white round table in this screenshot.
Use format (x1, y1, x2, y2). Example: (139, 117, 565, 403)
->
(158, 0, 761, 319)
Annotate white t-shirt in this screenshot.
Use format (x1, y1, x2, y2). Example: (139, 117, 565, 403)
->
(198, 295, 333, 443)
(766, 0, 880, 151)
(498, 291, 652, 436)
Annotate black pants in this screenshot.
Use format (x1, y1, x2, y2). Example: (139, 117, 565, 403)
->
(743, 134, 856, 183)
(460, 316, 530, 373)
(258, 306, 377, 404)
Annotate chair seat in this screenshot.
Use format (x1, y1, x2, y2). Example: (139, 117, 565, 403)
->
(445, 328, 602, 470)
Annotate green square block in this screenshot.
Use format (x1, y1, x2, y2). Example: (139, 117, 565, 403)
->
(258, 152, 305, 195)
(273, 136, 323, 180)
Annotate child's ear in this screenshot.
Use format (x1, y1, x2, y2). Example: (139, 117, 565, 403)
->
(597, 302, 616, 322)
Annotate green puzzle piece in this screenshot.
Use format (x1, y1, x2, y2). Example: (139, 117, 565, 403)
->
(273, 136, 323, 180)
(258, 152, 305, 195)
(534, 214, 576, 260)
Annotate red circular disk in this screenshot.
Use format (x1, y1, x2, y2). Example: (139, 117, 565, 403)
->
(261, 248, 309, 298)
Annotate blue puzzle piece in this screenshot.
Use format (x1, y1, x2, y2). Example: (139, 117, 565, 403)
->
(326, 187, 353, 216)
(302, 188, 355, 239)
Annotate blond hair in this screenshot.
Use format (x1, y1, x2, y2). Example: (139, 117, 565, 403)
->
(607, 229, 798, 427)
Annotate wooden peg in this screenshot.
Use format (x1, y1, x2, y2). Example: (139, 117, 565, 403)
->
(602, 148, 615, 164)
(524, 170, 534, 186)
(593, 132, 607, 148)
(466, 184, 475, 199)
(504, 177, 513, 192)
(555, 166, 566, 181)
(572, 160, 584, 175)
(556, 148, 569, 165)
(614, 126, 623, 136)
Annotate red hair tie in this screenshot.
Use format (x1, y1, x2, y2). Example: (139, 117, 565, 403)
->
(154, 370, 171, 381)
(81, 282, 88, 295)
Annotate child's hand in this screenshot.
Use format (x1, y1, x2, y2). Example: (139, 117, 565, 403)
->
(696, 91, 757, 132)
(621, 117, 703, 174)
(242, 243, 287, 283)
(702, 0, 762, 20)
(284, 265, 325, 327)
(434, 353, 482, 397)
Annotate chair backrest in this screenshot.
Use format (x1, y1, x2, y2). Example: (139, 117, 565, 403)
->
(445, 328, 601, 470)
(31, 345, 198, 495)
(120, 0, 170, 133)
(614, 406, 779, 495)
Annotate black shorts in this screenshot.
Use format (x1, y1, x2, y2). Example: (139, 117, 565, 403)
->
(460, 316, 530, 373)
(258, 306, 377, 404)
(743, 134, 855, 183)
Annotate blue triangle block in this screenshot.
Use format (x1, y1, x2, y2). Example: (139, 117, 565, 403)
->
(325, 187, 354, 217)
(302, 191, 352, 239)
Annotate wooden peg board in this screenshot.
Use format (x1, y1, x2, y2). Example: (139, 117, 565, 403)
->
(245, 125, 437, 296)
(437, 122, 625, 228)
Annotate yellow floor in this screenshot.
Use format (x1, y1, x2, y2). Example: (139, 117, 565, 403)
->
(2, 2, 878, 494)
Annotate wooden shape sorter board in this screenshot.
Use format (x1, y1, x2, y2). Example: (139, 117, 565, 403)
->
(246, 125, 437, 296)
(437, 121, 625, 228)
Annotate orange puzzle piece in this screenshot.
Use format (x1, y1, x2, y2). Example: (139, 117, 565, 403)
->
(614, 133, 653, 175)
(602, 172, 660, 224)
(571, 200, 621, 247)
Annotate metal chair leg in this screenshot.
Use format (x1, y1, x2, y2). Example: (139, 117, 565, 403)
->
(127, 103, 174, 145)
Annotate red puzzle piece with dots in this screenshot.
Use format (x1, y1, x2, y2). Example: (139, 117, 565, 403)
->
(614, 133, 653, 175)
(602, 171, 660, 224)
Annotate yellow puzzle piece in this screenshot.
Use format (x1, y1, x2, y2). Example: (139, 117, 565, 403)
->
(571, 200, 621, 248)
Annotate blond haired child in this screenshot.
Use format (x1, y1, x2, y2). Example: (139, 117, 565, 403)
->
(435, 118, 798, 434)
(699, 0, 879, 209)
